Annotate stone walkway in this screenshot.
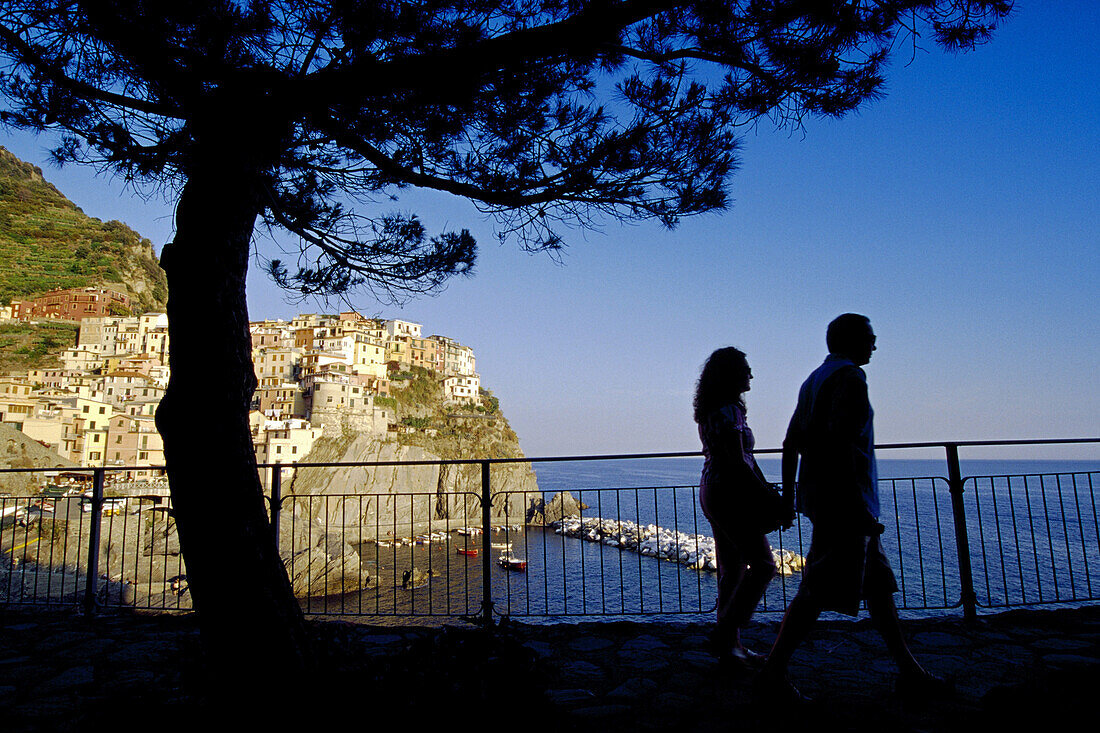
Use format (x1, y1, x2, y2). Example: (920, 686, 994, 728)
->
(1, 605, 1098, 731)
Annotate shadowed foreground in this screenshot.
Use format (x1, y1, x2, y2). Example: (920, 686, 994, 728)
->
(1, 605, 1097, 731)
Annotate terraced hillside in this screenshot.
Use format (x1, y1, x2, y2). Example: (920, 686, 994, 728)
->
(0, 146, 167, 313)
(0, 320, 79, 373)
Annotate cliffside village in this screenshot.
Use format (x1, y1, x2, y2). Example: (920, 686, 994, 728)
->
(0, 287, 482, 483)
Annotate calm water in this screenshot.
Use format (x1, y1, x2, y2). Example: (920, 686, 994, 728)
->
(312, 457, 1100, 621)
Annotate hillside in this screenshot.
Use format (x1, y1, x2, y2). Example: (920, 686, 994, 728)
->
(0, 146, 168, 313)
(291, 370, 537, 538)
(0, 320, 79, 373)
(302, 368, 528, 469)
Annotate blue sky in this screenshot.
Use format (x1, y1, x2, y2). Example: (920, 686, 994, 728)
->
(3, 2, 1097, 460)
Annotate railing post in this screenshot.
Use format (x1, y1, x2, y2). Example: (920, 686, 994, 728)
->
(480, 460, 494, 626)
(270, 462, 282, 553)
(83, 468, 105, 616)
(945, 444, 978, 621)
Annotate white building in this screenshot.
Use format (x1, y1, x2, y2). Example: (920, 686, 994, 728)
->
(442, 374, 481, 405)
(250, 415, 324, 490)
(385, 319, 422, 339)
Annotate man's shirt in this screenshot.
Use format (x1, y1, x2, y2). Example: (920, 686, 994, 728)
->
(785, 355, 880, 524)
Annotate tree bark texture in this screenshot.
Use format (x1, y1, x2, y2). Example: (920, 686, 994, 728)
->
(155, 136, 312, 687)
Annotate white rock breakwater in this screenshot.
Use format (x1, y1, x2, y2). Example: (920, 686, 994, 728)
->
(550, 516, 806, 576)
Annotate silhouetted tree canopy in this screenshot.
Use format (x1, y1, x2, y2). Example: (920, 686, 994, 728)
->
(0, 0, 1011, 300)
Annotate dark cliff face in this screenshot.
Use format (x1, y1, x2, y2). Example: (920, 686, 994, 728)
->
(0, 146, 168, 313)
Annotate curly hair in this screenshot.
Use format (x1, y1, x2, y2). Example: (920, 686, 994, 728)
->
(693, 347, 749, 423)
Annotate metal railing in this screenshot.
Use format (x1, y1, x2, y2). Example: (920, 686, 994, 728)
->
(0, 438, 1096, 623)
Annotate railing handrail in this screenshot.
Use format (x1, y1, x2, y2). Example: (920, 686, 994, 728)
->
(2, 437, 1096, 474)
(3, 438, 1098, 620)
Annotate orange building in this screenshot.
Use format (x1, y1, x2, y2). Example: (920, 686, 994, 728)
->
(11, 287, 130, 321)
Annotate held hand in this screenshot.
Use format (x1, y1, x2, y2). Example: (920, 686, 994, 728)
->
(780, 504, 796, 531)
(780, 491, 796, 530)
(857, 509, 885, 536)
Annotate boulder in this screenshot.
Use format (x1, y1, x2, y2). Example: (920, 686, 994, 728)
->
(400, 566, 435, 590)
(285, 539, 371, 597)
(141, 513, 180, 556)
(773, 548, 805, 576)
(526, 491, 581, 525)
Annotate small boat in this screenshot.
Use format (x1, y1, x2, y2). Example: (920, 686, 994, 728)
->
(498, 554, 527, 571)
(456, 547, 478, 556)
(490, 541, 513, 551)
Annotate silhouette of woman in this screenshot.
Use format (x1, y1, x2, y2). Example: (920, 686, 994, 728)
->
(694, 347, 777, 665)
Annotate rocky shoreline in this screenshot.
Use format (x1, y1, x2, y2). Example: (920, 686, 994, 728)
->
(550, 515, 805, 575)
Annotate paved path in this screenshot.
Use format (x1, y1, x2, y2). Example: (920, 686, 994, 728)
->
(1, 606, 1098, 731)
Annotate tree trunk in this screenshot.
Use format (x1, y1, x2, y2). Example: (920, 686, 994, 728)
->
(155, 144, 312, 691)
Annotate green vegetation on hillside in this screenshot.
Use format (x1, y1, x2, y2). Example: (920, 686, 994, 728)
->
(388, 367, 442, 407)
(0, 147, 168, 312)
(387, 367, 520, 460)
(0, 321, 78, 373)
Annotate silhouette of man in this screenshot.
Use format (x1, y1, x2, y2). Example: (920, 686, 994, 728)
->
(757, 314, 947, 702)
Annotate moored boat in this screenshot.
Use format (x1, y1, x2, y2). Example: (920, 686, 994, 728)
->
(456, 547, 478, 556)
(498, 553, 527, 571)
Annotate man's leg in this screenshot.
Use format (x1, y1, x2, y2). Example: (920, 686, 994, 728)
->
(866, 592, 923, 677)
(867, 591, 952, 699)
(760, 589, 821, 678)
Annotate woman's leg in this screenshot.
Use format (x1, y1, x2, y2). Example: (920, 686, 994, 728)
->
(730, 531, 777, 632)
(710, 519, 747, 648)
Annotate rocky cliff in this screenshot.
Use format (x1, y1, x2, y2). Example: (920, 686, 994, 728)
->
(286, 426, 537, 541)
(284, 371, 538, 544)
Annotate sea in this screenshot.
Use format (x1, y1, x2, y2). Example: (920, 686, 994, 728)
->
(313, 456, 1100, 624)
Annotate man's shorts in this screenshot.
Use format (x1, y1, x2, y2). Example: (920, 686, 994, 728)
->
(798, 525, 899, 616)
